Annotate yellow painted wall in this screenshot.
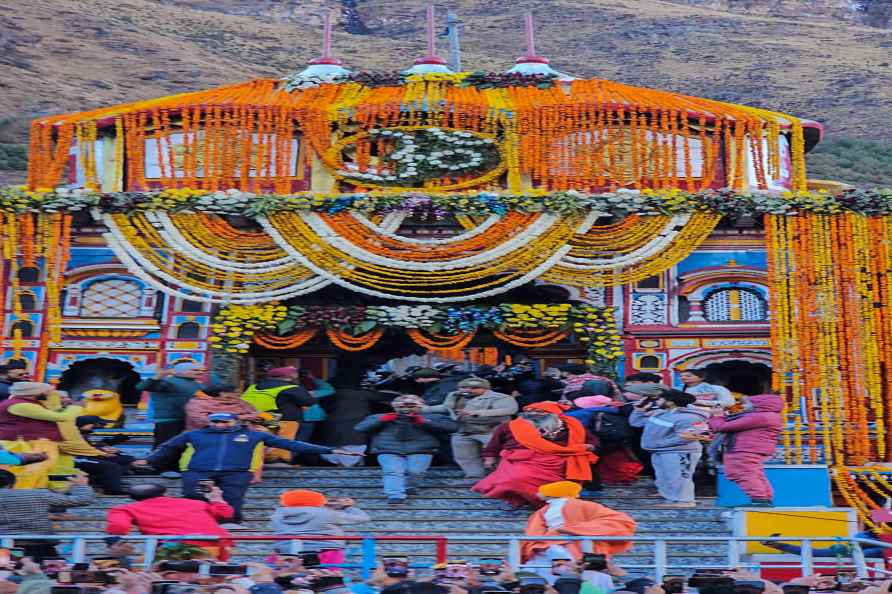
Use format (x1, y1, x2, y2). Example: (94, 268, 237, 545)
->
(740, 510, 855, 554)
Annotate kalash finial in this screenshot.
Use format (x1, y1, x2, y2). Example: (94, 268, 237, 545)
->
(403, 4, 453, 75)
(506, 12, 575, 80)
(285, 11, 351, 88)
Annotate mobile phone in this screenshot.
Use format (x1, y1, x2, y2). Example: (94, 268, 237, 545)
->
(735, 580, 766, 594)
(382, 555, 409, 577)
(688, 574, 734, 589)
(158, 560, 201, 573)
(519, 576, 548, 594)
(209, 563, 247, 575)
(582, 553, 608, 572)
(91, 557, 121, 570)
(663, 575, 685, 594)
(478, 558, 502, 576)
(446, 561, 470, 580)
(310, 575, 346, 591)
(48, 475, 75, 481)
(57, 570, 114, 585)
(197, 480, 215, 494)
(150, 583, 180, 594)
(299, 552, 321, 568)
(50, 588, 83, 594)
(782, 586, 810, 594)
(837, 572, 856, 586)
(551, 558, 576, 576)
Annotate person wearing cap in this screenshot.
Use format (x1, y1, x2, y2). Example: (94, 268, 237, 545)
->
(136, 362, 207, 448)
(629, 389, 709, 507)
(424, 377, 517, 479)
(355, 395, 458, 503)
(139, 411, 358, 528)
(106, 482, 236, 560)
(270, 489, 370, 560)
(521, 481, 636, 582)
(473, 402, 598, 511)
(0, 381, 85, 442)
(240, 366, 316, 463)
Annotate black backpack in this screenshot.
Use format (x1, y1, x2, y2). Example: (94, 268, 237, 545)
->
(592, 411, 633, 442)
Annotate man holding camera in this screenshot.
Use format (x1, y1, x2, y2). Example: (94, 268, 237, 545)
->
(424, 378, 517, 479)
(138, 412, 358, 528)
(629, 389, 708, 508)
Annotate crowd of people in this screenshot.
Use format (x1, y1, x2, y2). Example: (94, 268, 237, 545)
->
(0, 357, 798, 593)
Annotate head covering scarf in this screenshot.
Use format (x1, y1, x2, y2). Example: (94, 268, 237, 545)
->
(508, 402, 597, 481)
(280, 489, 327, 507)
(267, 366, 298, 378)
(573, 395, 614, 408)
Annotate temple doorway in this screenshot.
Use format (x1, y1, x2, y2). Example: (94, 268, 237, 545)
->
(703, 359, 772, 395)
(57, 357, 142, 404)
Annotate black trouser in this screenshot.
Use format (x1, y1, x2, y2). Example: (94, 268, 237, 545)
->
(153, 421, 186, 471)
(182, 470, 253, 523)
(74, 455, 133, 494)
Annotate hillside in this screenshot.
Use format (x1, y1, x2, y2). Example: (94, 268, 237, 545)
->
(1, 0, 891, 185)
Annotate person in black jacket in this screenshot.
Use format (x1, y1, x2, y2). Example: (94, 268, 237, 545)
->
(355, 394, 458, 504)
(241, 366, 316, 463)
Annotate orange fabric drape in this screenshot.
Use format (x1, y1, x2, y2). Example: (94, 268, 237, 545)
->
(521, 498, 637, 562)
(507, 416, 597, 481)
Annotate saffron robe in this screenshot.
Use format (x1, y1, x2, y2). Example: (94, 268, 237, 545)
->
(521, 497, 637, 562)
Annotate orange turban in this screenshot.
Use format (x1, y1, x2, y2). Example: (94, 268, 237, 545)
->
(523, 401, 569, 415)
(538, 481, 583, 499)
(279, 489, 327, 507)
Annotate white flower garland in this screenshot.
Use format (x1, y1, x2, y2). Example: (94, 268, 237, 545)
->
(556, 214, 692, 270)
(258, 215, 574, 303)
(295, 212, 560, 271)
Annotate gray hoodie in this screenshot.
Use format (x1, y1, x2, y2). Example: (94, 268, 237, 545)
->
(270, 505, 371, 552)
(629, 406, 709, 453)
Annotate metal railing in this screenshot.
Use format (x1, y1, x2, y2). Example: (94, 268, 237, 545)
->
(1, 534, 889, 580)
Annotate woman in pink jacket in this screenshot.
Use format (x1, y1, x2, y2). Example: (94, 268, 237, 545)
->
(708, 393, 783, 506)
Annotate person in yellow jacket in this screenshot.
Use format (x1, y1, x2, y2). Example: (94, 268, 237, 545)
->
(241, 367, 315, 463)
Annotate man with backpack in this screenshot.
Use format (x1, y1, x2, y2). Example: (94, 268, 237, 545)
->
(567, 395, 638, 492)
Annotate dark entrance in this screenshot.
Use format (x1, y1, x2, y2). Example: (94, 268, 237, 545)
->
(704, 359, 772, 395)
(57, 357, 142, 404)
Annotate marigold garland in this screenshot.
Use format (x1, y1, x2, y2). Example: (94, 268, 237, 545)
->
(405, 328, 476, 351)
(324, 327, 385, 351)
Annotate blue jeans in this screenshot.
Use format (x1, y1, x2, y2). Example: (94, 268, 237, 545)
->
(377, 453, 432, 498)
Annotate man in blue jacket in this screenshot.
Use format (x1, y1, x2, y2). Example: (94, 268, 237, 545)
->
(138, 412, 359, 529)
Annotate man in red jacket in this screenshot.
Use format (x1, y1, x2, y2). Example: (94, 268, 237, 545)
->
(106, 482, 235, 559)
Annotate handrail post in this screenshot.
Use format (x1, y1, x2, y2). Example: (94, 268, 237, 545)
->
(727, 537, 740, 569)
(435, 537, 448, 564)
(508, 538, 521, 571)
(361, 537, 376, 580)
(801, 539, 814, 576)
(143, 537, 159, 569)
(852, 539, 869, 578)
(654, 539, 668, 581)
(71, 536, 86, 564)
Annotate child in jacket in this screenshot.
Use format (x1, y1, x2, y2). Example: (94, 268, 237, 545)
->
(708, 393, 783, 506)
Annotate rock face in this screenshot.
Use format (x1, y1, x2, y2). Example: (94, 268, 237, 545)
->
(667, 0, 890, 27)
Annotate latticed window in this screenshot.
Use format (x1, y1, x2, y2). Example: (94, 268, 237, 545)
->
(80, 279, 142, 317)
(704, 288, 767, 322)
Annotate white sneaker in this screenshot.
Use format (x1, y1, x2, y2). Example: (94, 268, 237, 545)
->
(219, 522, 247, 530)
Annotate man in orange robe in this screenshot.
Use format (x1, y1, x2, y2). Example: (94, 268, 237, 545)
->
(473, 402, 598, 511)
(522, 481, 636, 573)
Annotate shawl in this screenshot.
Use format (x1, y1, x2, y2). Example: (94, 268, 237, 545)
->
(509, 405, 597, 481)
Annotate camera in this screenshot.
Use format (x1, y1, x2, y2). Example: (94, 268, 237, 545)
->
(781, 586, 810, 594)
(56, 570, 115, 585)
(382, 555, 409, 577)
(581, 553, 607, 572)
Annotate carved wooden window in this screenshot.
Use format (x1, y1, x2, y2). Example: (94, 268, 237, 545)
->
(704, 288, 767, 322)
(80, 279, 142, 318)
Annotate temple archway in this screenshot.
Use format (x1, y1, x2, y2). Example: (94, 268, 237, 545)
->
(57, 357, 142, 404)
